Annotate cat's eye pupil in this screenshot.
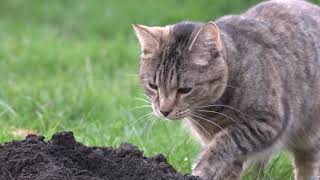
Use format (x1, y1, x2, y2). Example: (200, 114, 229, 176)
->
(148, 83, 158, 90)
(178, 87, 192, 94)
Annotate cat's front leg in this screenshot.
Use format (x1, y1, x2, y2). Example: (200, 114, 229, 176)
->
(193, 115, 282, 180)
(192, 133, 244, 180)
(193, 152, 243, 180)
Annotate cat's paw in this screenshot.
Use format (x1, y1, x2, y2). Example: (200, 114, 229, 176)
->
(192, 169, 212, 180)
(193, 160, 241, 180)
(192, 161, 215, 180)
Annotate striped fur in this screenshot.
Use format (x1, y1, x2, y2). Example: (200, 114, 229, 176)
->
(134, 0, 320, 179)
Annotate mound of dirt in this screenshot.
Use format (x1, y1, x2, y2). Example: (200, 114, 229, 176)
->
(0, 132, 200, 180)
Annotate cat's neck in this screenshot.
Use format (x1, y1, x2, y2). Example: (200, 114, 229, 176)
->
(212, 28, 239, 109)
(220, 26, 239, 84)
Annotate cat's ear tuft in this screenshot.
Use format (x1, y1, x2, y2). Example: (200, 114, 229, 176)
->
(189, 21, 222, 52)
(132, 24, 165, 55)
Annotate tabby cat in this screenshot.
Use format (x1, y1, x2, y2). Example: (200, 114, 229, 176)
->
(133, 0, 320, 179)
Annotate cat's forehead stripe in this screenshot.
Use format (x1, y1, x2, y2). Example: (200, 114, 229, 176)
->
(157, 22, 198, 86)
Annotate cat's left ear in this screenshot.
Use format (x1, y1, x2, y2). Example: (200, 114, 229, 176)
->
(189, 21, 222, 65)
(132, 24, 166, 56)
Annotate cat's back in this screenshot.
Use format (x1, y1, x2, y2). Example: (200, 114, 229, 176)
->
(245, 0, 320, 22)
(218, 0, 320, 37)
(217, 0, 320, 136)
(217, 0, 320, 74)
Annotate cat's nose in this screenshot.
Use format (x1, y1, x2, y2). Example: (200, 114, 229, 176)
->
(160, 110, 171, 117)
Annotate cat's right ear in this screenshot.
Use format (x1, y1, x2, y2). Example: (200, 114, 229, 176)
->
(132, 24, 163, 56)
(188, 21, 222, 66)
(189, 21, 222, 52)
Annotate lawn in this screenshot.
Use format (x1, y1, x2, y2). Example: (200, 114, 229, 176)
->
(0, 0, 319, 179)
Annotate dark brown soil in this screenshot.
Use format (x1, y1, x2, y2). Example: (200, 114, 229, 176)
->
(0, 131, 200, 180)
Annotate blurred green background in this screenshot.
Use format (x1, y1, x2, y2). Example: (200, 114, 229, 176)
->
(0, 0, 319, 179)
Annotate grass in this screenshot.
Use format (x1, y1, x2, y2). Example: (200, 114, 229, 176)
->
(0, 0, 319, 179)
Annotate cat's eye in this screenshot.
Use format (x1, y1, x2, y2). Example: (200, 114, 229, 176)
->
(178, 87, 192, 94)
(148, 83, 158, 90)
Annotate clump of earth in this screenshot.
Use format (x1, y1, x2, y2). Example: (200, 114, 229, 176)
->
(0, 131, 200, 180)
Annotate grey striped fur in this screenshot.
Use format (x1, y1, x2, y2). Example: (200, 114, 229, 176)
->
(133, 0, 320, 179)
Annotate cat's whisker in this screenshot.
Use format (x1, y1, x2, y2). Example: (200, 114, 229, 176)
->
(142, 115, 155, 136)
(129, 112, 154, 128)
(136, 112, 155, 121)
(198, 104, 250, 118)
(145, 115, 160, 143)
(142, 94, 150, 100)
(178, 109, 191, 117)
(149, 114, 159, 130)
(196, 109, 241, 127)
(190, 113, 233, 139)
(190, 113, 224, 132)
(149, 115, 158, 129)
(185, 117, 211, 138)
(215, 83, 238, 89)
(129, 116, 154, 129)
(129, 105, 152, 111)
(134, 97, 151, 104)
(146, 117, 154, 132)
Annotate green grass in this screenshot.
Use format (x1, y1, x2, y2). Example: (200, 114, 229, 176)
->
(0, 0, 319, 179)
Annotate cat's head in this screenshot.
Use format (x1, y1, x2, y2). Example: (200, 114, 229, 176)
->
(133, 21, 228, 120)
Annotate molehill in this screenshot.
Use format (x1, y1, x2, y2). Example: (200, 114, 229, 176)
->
(0, 131, 200, 180)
